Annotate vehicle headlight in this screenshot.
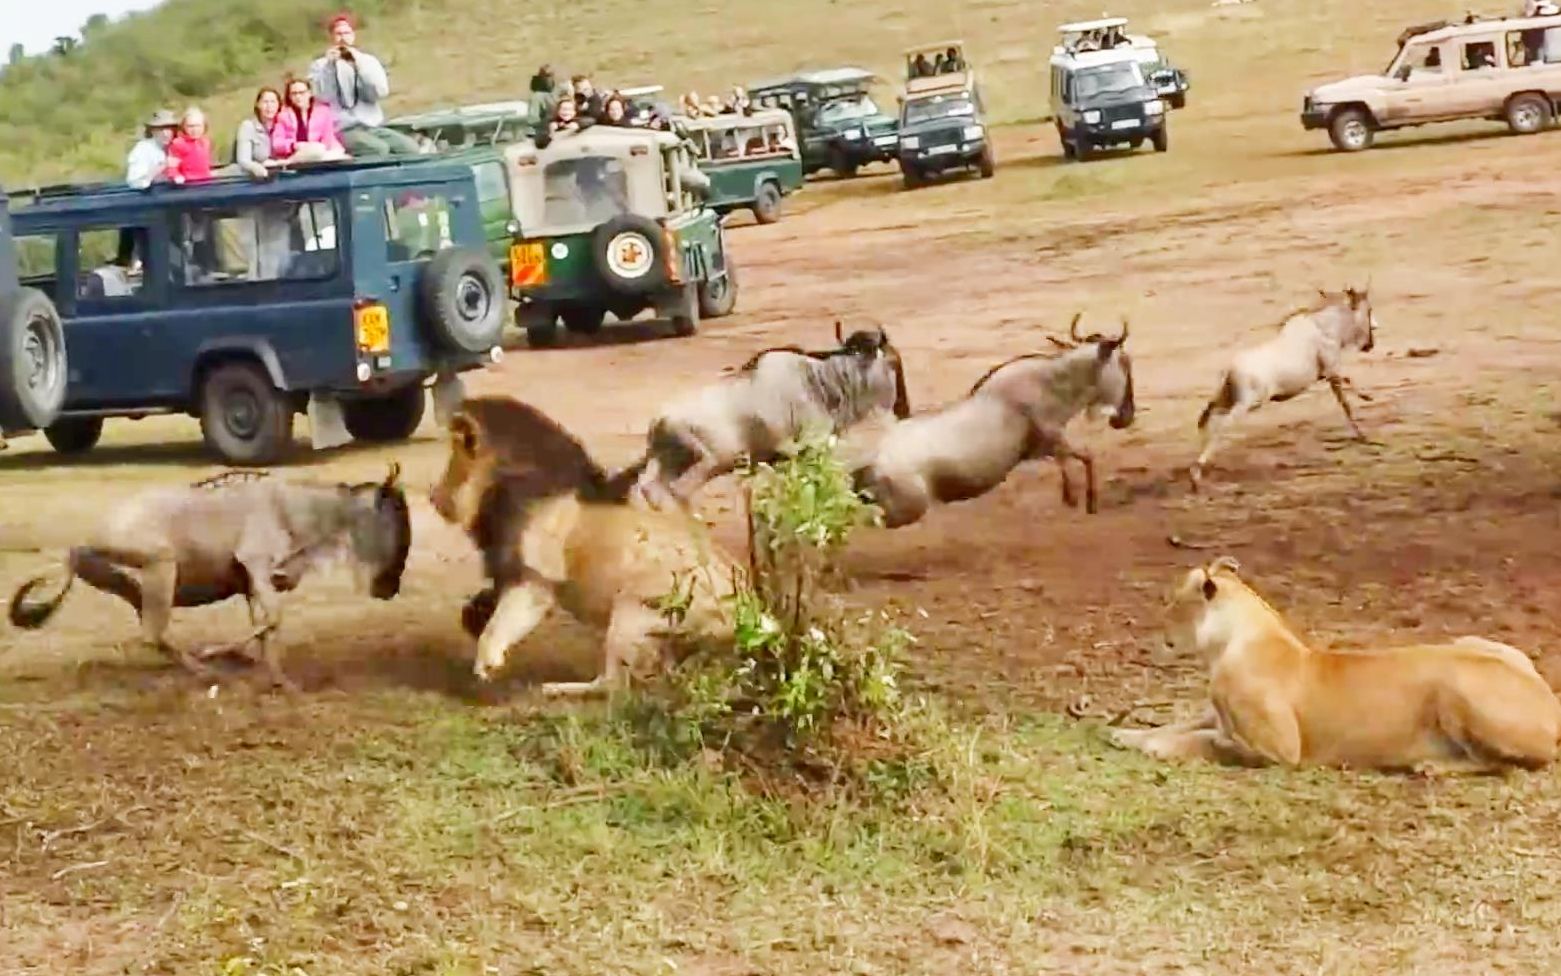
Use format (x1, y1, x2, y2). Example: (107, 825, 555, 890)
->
(505, 219, 521, 236)
(843, 128, 863, 140)
(962, 124, 984, 140)
(1145, 99, 1165, 115)
(1083, 110, 1102, 124)
(900, 135, 919, 149)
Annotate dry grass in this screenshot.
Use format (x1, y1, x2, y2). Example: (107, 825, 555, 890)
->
(9, 0, 1561, 972)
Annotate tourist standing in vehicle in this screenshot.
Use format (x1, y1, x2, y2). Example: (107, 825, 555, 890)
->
(529, 64, 558, 128)
(573, 75, 604, 119)
(165, 107, 215, 185)
(309, 12, 420, 157)
(235, 87, 283, 179)
(550, 97, 593, 134)
(126, 109, 179, 189)
(273, 76, 349, 162)
(601, 94, 630, 126)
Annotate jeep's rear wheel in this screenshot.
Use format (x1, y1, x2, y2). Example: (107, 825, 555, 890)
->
(1505, 93, 1551, 135)
(0, 288, 68, 432)
(199, 360, 293, 466)
(562, 307, 606, 334)
(43, 416, 103, 455)
(698, 261, 738, 319)
(670, 287, 700, 337)
(1328, 108, 1374, 152)
(752, 182, 783, 224)
(419, 247, 506, 354)
(342, 385, 426, 443)
(592, 214, 671, 296)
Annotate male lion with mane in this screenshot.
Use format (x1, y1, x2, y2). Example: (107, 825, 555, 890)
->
(428, 396, 741, 696)
(1110, 557, 1561, 774)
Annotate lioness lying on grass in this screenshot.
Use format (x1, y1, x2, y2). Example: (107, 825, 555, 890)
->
(428, 396, 741, 696)
(1110, 557, 1561, 773)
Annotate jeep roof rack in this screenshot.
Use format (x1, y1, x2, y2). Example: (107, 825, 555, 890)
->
(750, 67, 880, 92)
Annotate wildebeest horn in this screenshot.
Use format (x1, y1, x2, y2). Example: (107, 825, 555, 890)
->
(1069, 312, 1084, 343)
(383, 461, 402, 489)
(834, 319, 844, 344)
(1116, 316, 1130, 345)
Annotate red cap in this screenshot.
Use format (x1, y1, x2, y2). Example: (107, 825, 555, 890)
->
(327, 11, 355, 31)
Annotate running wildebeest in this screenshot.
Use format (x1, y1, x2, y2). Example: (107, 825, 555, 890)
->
(630, 322, 910, 511)
(1189, 285, 1377, 491)
(429, 396, 740, 696)
(8, 464, 412, 691)
(851, 313, 1135, 528)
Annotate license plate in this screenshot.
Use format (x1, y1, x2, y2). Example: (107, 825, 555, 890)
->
(1111, 119, 1139, 130)
(355, 305, 390, 353)
(928, 144, 957, 155)
(509, 241, 547, 287)
(874, 136, 897, 146)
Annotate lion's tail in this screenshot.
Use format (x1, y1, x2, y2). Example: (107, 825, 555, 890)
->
(9, 561, 76, 630)
(1198, 372, 1236, 430)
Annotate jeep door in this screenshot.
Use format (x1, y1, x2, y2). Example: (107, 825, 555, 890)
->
(1440, 35, 1517, 116)
(1381, 42, 1455, 123)
(62, 220, 177, 406)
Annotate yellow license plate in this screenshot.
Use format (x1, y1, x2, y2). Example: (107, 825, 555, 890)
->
(355, 304, 390, 353)
(510, 241, 547, 287)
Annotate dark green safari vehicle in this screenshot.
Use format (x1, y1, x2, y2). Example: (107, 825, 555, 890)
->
(749, 68, 900, 178)
(503, 126, 737, 347)
(384, 100, 535, 153)
(674, 109, 803, 224)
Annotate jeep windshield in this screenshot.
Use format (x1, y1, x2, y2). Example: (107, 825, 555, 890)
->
(542, 156, 632, 227)
(1075, 62, 1148, 100)
(815, 94, 881, 126)
(903, 95, 975, 126)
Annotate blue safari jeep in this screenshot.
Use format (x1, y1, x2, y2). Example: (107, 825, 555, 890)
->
(4, 158, 507, 465)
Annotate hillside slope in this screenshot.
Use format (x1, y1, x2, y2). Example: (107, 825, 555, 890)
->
(1, 0, 1414, 187)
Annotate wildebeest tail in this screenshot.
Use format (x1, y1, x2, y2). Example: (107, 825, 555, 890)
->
(1198, 373, 1236, 430)
(9, 564, 76, 630)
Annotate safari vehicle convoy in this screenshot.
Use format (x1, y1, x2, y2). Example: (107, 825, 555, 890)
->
(503, 126, 738, 348)
(896, 41, 996, 188)
(1301, 11, 1561, 152)
(749, 68, 901, 178)
(0, 189, 69, 449)
(4, 159, 506, 466)
(675, 108, 803, 223)
(1050, 23, 1172, 161)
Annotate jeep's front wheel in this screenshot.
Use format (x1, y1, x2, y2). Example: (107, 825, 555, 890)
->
(829, 146, 859, 179)
(1151, 125, 1169, 153)
(1505, 93, 1551, 135)
(978, 144, 996, 178)
(752, 182, 783, 224)
(1328, 108, 1374, 152)
(199, 360, 294, 466)
(698, 261, 738, 319)
(43, 416, 103, 455)
(342, 385, 426, 443)
(902, 163, 924, 189)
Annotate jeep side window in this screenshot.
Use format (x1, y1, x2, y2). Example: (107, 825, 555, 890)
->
(1398, 44, 1443, 80)
(76, 226, 147, 299)
(176, 199, 339, 286)
(1461, 40, 1498, 69)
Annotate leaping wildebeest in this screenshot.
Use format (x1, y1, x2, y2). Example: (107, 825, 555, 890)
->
(429, 396, 742, 696)
(851, 313, 1135, 528)
(1188, 285, 1377, 491)
(630, 322, 910, 511)
(8, 465, 412, 690)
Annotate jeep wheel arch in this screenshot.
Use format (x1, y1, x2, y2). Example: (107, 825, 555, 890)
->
(191, 341, 289, 402)
(0, 287, 68, 431)
(419, 247, 506, 354)
(590, 214, 671, 296)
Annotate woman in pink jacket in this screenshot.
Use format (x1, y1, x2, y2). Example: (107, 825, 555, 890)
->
(271, 76, 349, 162)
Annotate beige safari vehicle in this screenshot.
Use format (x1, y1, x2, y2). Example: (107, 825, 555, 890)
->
(1302, 12, 1561, 151)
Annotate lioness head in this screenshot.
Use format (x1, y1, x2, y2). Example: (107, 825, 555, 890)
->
(1160, 556, 1242, 659)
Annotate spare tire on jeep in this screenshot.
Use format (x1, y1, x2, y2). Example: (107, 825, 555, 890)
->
(418, 247, 506, 354)
(591, 214, 670, 296)
(0, 287, 68, 431)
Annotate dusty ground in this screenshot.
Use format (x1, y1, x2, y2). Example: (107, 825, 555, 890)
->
(8, 2, 1561, 970)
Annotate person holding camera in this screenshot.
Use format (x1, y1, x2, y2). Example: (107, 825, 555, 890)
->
(308, 12, 420, 157)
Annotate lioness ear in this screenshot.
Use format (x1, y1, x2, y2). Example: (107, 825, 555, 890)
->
(450, 416, 479, 457)
(1209, 555, 1241, 577)
(834, 319, 844, 344)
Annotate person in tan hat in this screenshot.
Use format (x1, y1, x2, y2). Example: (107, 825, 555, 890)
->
(126, 109, 179, 189)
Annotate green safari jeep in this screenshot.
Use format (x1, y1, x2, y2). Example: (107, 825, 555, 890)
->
(674, 109, 803, 224)
(504, 126, 737, 347)
(384, 100, 535, 153)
